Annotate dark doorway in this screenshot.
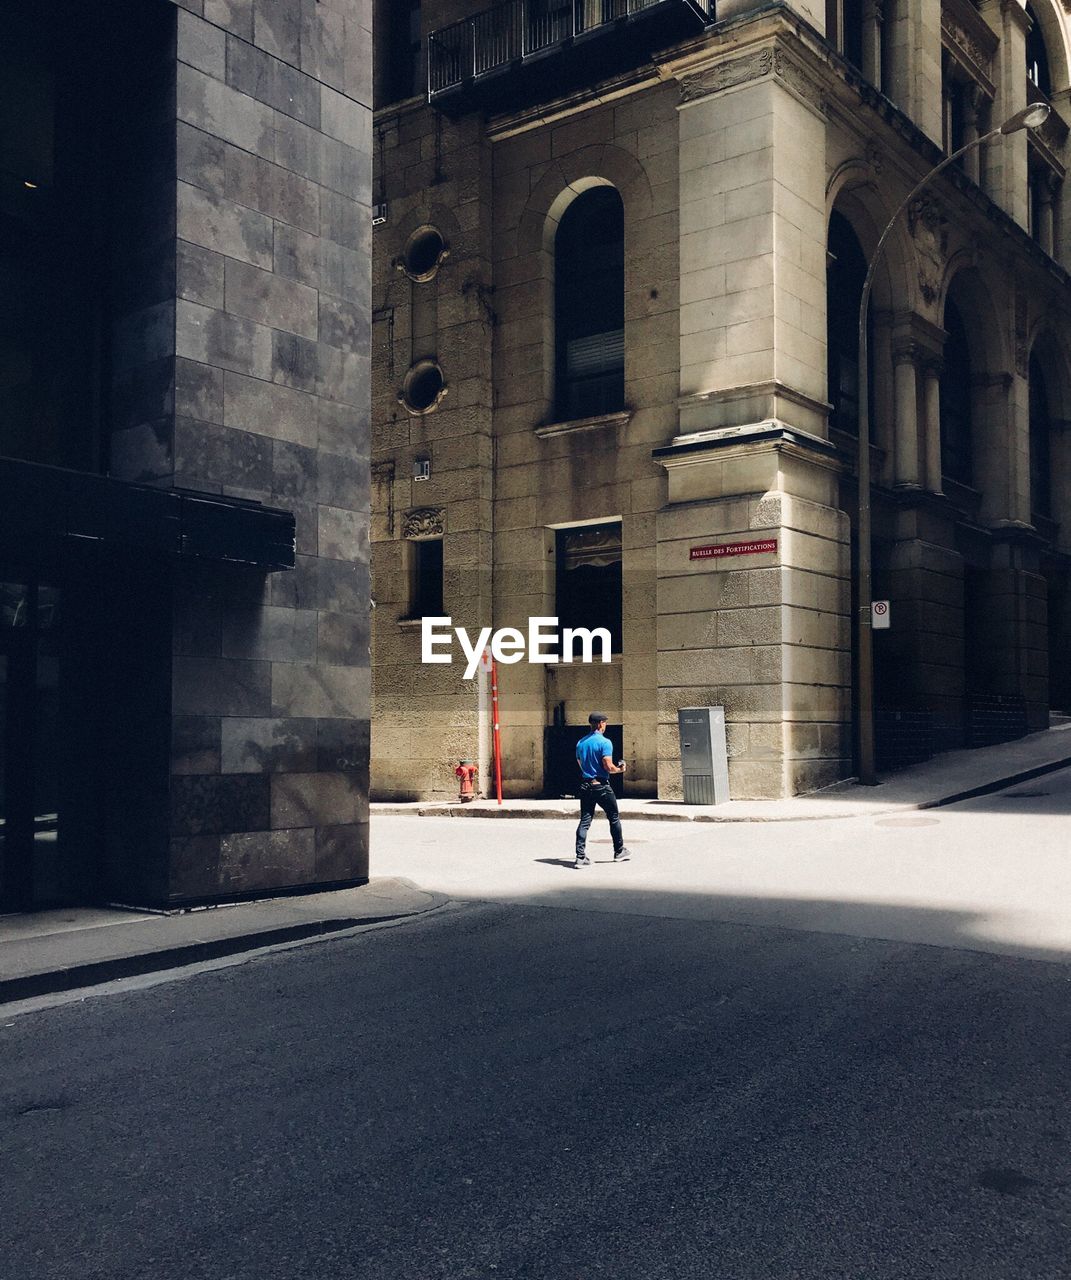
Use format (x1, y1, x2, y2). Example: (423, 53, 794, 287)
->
(544, 723, 624, 799)
(0, 576, 82, 910)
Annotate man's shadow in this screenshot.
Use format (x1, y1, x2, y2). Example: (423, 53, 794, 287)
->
(534, 857, 619, 869)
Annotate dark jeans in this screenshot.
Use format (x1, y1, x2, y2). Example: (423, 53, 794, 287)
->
(575, 780, 623, 857)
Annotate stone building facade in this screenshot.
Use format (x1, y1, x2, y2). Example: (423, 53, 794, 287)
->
(370, 0, 1071, 801)
(0, 0, 371, 910)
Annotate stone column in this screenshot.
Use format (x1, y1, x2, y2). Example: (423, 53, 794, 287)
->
(893, 342, 921, 487)
(922, 358, 944, 493)
(863, 0, 884, 90)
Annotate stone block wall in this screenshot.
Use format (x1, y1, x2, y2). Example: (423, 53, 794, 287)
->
(370, 93, 495, 800)
(107, 0, 372, 903)
(656, 440, 850, 799)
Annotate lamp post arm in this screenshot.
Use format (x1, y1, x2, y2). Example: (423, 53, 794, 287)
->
(858, 126, 1004, 352)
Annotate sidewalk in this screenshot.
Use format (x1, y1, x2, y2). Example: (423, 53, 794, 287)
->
(371, 722, 1071, 822)
(0, 878, 445, 1008)
(6, 727, 1068, 1009)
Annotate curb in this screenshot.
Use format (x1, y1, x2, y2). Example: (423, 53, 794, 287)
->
(920, 755, 1071, 809)
(372, 756, 1071, 823)
(0, 902, 445, 1008)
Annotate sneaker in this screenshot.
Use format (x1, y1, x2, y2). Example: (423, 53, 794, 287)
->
(613, 847, 631, 862)
(574, 854, 592, 868)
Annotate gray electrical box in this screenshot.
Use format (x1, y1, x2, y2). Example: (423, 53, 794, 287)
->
(677, 706, 730, 805)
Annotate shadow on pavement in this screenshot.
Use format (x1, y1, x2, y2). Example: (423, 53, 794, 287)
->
(3, 887, 1071, 1279)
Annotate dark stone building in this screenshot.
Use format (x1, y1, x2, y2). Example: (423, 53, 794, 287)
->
(0, 0, 372, 910)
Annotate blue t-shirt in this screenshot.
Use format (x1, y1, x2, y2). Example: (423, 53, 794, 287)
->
(577, 731, 614, 781)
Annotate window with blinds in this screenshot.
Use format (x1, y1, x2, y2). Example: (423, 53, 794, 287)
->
(554, 186, 625, 421)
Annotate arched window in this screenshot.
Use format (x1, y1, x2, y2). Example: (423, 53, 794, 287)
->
(940, 301, 973, 485)
(1026, 5, 1052, 96)
(1029, 354, 1053, 518)
(826, 211, 871, 436)
(554, 186, 624, 421)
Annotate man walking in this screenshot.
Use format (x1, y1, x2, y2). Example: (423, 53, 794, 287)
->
(574, 712, 631, 868)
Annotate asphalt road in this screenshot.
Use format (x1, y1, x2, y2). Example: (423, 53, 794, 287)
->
(4, 777, 1071, 1279)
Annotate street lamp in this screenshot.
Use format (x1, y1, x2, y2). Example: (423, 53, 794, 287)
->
(854, 101, 1051, 786)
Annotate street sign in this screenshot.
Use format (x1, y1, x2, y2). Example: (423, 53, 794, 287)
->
(872, 600, 891, 629)
(689, 538, 777, 561)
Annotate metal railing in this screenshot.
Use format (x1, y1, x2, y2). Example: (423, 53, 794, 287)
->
(429, 0, 713, 96)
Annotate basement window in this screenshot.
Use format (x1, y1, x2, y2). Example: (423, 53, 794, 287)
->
(408, 538, 443, 618)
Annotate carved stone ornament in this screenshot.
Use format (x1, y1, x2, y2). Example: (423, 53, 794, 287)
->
(403, 507, 445, 540)
(908, 196, 949, 256)
(866, 143, 884, 176)
(918, 266, 941, 307)
(771, 48, 825, 113)
(908, 196, 948, 312)
(677, 46, 823, 114)
(941, 12, 993, 79)
(677, 48, 774, 103)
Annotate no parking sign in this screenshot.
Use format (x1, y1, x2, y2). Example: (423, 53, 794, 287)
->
(872, 600, 891, 630)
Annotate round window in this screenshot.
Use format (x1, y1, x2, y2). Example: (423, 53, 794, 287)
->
(400, 226, 448, 281)
(400, 360, 447, 415)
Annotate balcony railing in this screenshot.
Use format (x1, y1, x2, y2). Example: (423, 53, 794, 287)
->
(429, 0, 714, 102)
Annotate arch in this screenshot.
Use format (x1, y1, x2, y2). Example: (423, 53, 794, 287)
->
(1029, 350, 1053, 516)
(511, 144, 653, 426)
(517, 143, 653, 258)
(826, 209, 870, 436)
(1028, 322, 1071, 417)
(826, 181, 914, 472)
(940, 296, 973, 485)
(941, 265, 1009, 519)
(940, 259, 1009, 373)
(1028, 325, 1071, 522)
(825, 170, 914, 312)
(1025, 0, 1070, 95)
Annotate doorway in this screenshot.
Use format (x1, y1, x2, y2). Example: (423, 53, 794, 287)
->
(0, 577, 79, 911)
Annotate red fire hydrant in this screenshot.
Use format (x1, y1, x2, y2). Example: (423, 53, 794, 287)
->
(455, 760, 478, 803)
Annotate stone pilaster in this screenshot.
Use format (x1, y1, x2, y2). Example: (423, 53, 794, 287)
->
(981, 0, 1031, 226)
(654, 429, 849, 800)
(883, 0, 944, 145)
(672, 35, 829, 439)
